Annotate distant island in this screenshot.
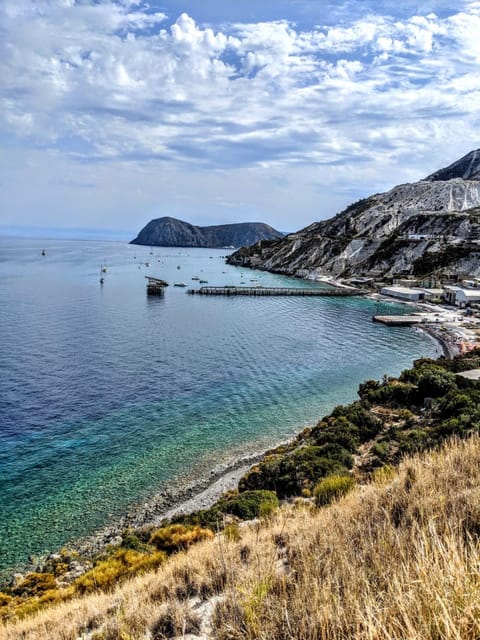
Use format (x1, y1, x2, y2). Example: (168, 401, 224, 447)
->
(130, 216, 283, 248)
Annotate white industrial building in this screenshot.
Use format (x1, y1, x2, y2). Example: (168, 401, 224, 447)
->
(443, 285, 480, 307)
(380, 286, 428, 302)
(454, 289, 480, 307)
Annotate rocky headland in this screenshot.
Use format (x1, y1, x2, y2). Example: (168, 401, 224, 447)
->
(130, 217, 283, 248)
(227, 149, 480, 279)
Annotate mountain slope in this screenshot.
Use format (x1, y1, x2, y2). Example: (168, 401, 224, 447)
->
(130, 217, 283, 248)
(227, 150, 480, 278)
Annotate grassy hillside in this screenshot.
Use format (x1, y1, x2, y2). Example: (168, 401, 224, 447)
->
(3, 349, 480, 638)
(2, 436, 480, 639)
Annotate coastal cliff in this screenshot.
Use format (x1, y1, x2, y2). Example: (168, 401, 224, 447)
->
(130, 217, 283, 248)
(227, 150, 480, 278)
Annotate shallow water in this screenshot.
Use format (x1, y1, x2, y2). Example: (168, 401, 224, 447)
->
(0, 237, 440, 573)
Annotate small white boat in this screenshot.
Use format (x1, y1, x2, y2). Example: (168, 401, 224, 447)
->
(199, 279, 208, 284)
(192, 276, 200, 280)
(174, 282, 187, 287)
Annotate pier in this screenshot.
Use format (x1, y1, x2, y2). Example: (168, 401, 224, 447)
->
(373, 315, 424, 326)
(187, 286, 364, 297)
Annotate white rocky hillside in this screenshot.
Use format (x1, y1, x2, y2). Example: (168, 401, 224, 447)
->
(227, 150, 480, 279)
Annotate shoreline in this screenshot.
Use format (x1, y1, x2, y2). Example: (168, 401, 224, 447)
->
(366, 292, 473, 359)
(418, 324, 459, 359)
(72, 449, 271, 558)
(74, 306, 456, 557)
(15, 290, 461, 574)
(6, 286, 468, 583)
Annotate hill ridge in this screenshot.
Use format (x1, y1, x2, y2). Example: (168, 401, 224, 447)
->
(227, 149, 480, 278)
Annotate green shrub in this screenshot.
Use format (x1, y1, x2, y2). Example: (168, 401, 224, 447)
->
(239, 446, 349, 497)
(121, 529, 152, 551)
(397, 429, 430, 454)
(314, 442, 355, 468)
(372, 441, 389, 460)
(314, 474, 356, 507)
(219, 490, 279, 520)
(364, 381, 417, 406)
(312, 416, 361, 451)
(437, 391, 474, 418)
(400, 364, 457, 397)
(358, 379, 380, 400)
(174, 490, 280, 530)
(330, 402, 382, 440)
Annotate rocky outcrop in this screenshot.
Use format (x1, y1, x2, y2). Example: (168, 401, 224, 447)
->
(426, 149, 480, 181)
(131, 217, 283, 248)
(227, 150, 480, 279)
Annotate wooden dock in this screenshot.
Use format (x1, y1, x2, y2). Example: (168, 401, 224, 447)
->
(187, 286, 364, 297)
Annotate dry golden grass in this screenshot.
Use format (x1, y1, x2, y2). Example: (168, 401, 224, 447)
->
(3, 436, 480, 639)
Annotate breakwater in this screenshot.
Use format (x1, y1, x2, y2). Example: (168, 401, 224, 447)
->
(188, 286, 364, 296)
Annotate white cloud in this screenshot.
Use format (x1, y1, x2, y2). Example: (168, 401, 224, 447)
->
(1, 1, 480, 230)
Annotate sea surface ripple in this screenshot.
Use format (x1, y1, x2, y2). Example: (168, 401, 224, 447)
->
(0, 237, 440, 574)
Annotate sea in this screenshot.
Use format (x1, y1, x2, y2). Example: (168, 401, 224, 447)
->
(0, 236, 440, 576)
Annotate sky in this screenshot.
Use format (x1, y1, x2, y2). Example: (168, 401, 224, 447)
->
(1, 0, 480, 238)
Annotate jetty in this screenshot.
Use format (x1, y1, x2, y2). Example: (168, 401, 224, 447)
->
(187, 286, 364, 297)
(373, 315, 424, 326)
(145, 276, 169, 295)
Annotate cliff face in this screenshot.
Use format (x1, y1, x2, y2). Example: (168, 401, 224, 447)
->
(227, 150, 480, 279)
(130, 217, 283, 248)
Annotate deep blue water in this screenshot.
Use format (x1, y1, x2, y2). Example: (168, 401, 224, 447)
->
(0, 237, 440, 574)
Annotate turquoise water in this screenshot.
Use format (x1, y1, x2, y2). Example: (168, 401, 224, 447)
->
(0, 237, 440, 574)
